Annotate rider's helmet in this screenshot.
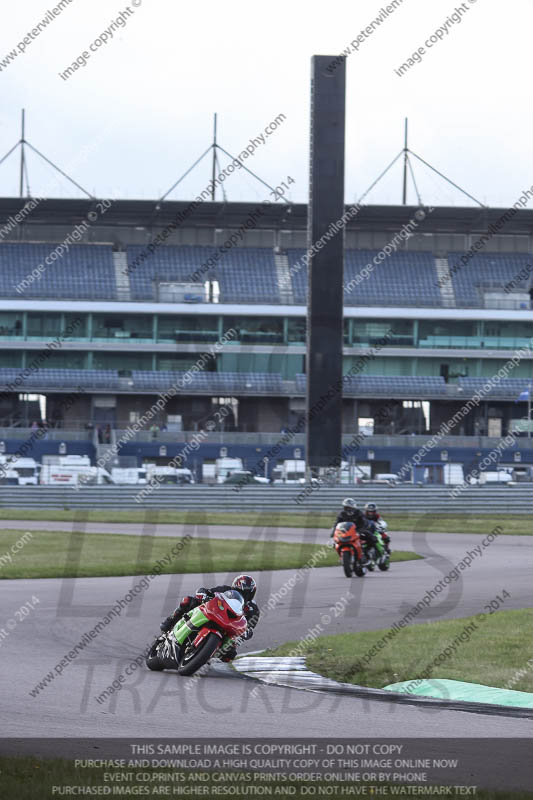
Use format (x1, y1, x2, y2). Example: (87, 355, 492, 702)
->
(364, 502, 379, 520)
(195, 588, 210, 602)
(342, 498, 358, 513)
(232, 575, 257, 603)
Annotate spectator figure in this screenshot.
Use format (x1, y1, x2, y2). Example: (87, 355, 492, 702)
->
(96, 425, 103, 444)
(150, 424, 160, 439)
(104, 424, 111, 444)
(31, 420, 39, 431)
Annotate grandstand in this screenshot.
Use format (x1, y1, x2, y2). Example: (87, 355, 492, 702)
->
(1, 197, 533, 480)
(0, 243, 116, 299)
(127, 244, 281, 304)
(448, 252, 533, 308)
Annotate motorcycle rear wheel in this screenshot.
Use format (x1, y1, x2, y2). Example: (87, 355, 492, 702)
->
(342, 549, 353, 577)
(354, 560, 366, 577)
(177, 632, 221, 676)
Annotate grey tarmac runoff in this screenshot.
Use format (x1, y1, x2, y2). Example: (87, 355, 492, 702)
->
(0, 526, 532, 742)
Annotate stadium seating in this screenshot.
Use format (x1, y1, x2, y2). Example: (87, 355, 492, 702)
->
(448, 252, 533, 307)
(131, 371, 284, 394)
(287, 249, 442, 306)
(0, 368, 124, 390)
(0, 367, 286, 394)
(0, 243, 531, 308)
(2, 242, 530, 310)
(458, 377, 533, 399)
(126, 245, 280, 303)
(295, 374, 446, 396)
(126, 245, 215, 301)
(0, 244, 116, 299)
(216, 248, 281, 303)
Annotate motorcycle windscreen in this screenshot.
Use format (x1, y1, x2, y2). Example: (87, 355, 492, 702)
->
(337, 522, 354, 533)
(219, 590, 244, 616)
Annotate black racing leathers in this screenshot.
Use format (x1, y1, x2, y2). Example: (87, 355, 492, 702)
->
(330, 509, 377, 551)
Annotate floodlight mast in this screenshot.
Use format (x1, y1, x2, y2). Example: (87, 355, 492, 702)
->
(402, 117, 408, 205)
(211, 113, 217, 202)
(0, 108, 93, 199)
(358, 116, 485, 208)
(20, 109, 26, 197)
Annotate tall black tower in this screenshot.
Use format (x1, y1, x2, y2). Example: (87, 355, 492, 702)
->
(306, 55, 346, 472)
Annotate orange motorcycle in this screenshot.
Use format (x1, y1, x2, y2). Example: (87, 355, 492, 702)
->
(333, 521, 366, 578)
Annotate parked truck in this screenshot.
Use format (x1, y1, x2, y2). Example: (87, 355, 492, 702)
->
(40, 455, 114, 486)
(111, 467, 147, 485)
(0, 456, 39, 485)
(202, 457, 244, 484)
(272, 459, 306, 484)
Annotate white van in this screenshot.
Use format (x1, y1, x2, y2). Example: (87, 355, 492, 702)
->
(11, 457, 40, 485)
(111, 467, 147, 485)
(145, 465, 195, 485)
(215, 457, 244, 484)
(273, 460, 306, 484)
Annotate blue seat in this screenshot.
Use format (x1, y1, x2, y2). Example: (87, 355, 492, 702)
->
(448, 252, 533, 308)
(286, 248, 441, 307)
(126, 245, 280, 303)
(0, 244, 116, 299)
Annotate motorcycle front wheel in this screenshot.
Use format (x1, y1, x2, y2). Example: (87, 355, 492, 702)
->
(146, 638, 164, 671)
(378, 558, 391, 571)
(177, 632, 221, 676)
(342, 549, 353, 577)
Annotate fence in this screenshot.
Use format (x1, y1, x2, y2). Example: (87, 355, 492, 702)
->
(0, 485, 530, 513)
(3, 427, 533, 448)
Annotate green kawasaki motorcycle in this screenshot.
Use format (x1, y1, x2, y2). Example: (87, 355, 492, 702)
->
(146, 590, 248, 676)
(365, 525, 391, 572)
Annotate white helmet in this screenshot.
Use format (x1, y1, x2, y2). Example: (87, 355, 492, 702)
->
(342, 497, 358, 511)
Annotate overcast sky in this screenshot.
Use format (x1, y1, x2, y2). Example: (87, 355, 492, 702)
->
(0, 0, 529, 208)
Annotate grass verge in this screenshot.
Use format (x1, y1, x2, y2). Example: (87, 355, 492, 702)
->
(0, 756, 533, 800)
(0, 529, 420, 579)
(267, 608, 533, 692)
(0, 758, 532, 800)
(0, 507, 530, 534)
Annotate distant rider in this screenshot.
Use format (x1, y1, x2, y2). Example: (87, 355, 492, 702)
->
(160, 574, 259, 662)
(364, 502, 391, 553)
(330, 498, 378, 557)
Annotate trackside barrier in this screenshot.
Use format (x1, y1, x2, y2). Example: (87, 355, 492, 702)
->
(0, 485, 531, 513)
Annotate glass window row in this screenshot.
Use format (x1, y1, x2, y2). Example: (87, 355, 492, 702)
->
(1, 313, 533, 348)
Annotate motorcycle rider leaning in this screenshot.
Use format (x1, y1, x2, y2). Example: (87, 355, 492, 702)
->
(330, 498, 378, 556)
(160, 574, 259, 662)
(364, 502, 392, 553)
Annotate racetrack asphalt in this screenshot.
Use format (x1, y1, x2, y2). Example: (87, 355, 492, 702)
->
(0, 523, 532, 745)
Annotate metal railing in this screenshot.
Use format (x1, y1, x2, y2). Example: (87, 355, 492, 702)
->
(1, 427, 533, 448)
(0, 427, 93, 441)
(0, 484, 530, 513)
